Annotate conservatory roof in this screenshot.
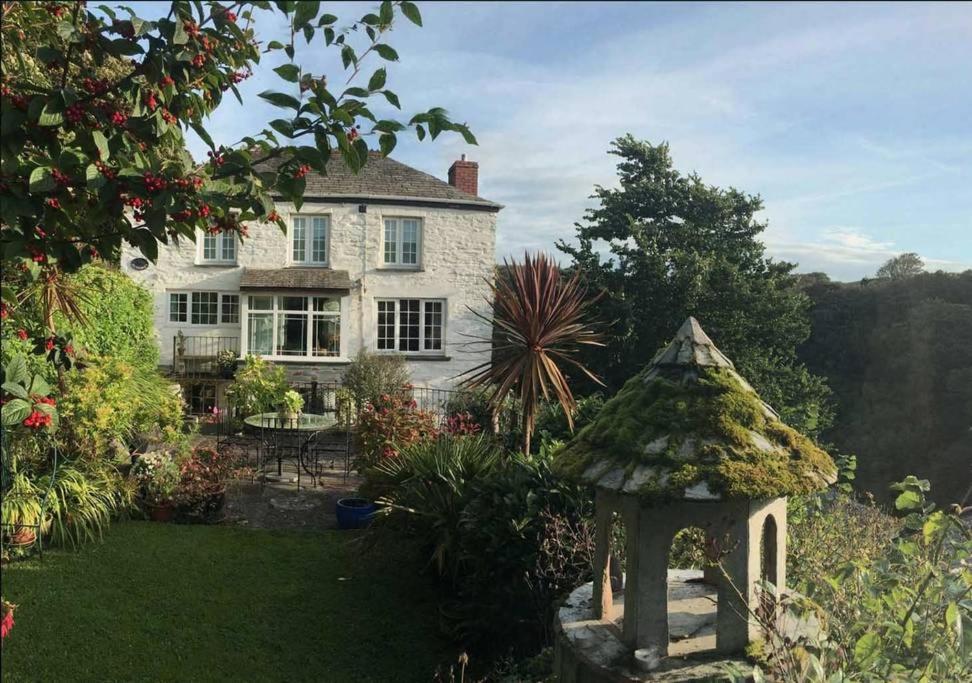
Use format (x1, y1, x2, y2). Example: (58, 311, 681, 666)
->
(554, 317, 837, 501)
(239, 267, 353, 291)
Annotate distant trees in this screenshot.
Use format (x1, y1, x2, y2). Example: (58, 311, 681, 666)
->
(558, 136, 832, 436)
(876, 252, 925, 279)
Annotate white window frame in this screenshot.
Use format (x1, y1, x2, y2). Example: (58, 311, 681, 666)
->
(374, 298, 446, 355)
(241, 293, 345, 361)
(167, 290, 241, 327)
(290, 215, 330, 266)
(381, 217, 422, 269)
(197, 231, 237, 265)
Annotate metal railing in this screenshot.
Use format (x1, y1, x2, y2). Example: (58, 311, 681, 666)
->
(171, 335, 240, 378)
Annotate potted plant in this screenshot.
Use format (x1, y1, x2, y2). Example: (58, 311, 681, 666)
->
(278, 389, 304, 423)
(131, 451, 180, 522)
(0, 473, 43, 546)
(335, 497, 378, 530)
(173, 447, 237, 524)
(216, 349, 238, 379)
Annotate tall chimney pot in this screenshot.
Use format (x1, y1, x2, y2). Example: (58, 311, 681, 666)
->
(448, 156, 479, 196)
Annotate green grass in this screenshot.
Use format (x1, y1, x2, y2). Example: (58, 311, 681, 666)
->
(2, 522, 455, 682)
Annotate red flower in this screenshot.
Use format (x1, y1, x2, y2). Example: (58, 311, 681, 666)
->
(0, 303, 8, 320)
(45, 338, 56, 351)
(64, 344, 74, 355)
(1, 607, 14, 640)
(17, 329, 28, 340)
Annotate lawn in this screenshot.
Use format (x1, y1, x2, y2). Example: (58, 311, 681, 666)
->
(1, 522, 455, 682)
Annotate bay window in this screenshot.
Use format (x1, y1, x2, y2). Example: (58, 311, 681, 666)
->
(376, 299, 444, 353)
(245, 295, 341, 359)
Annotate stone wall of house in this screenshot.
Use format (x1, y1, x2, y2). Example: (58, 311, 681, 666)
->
(120, 200, 497, 390)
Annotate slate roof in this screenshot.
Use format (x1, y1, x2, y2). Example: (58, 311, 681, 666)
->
(555, 317, 837, 501)
(255, 152, 501, 211)
(239, 268, 353, 291)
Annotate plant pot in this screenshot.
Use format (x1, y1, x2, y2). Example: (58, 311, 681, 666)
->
(335, 497, 377, 530)
(8, 528, 37, 546)
(145, 500, 175, 522)
(219, 365, 236, 379)
(278, 410, 299, 424)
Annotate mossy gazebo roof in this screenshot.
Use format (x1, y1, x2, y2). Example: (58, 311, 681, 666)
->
(555, 317, 837, 501)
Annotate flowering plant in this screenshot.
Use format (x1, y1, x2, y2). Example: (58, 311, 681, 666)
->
(356, 392, 439, 467)
(131, 451, 180, 505)
(173, 447, 237, 521)
(445, 411, 481, 437)
(0, 355, 58, 433)
(1, 599, 15, 641)
(279, 389, 304, 415)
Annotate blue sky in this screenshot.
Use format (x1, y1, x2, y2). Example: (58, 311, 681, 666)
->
(178, 1, 972, 280)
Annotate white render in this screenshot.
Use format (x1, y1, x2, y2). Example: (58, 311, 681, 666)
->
(121, 199, 497, 389)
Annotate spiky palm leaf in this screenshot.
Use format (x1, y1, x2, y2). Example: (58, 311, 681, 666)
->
(460, 252, 603, 454)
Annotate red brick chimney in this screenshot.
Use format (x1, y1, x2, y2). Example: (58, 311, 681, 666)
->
(448, 154, 479, 196)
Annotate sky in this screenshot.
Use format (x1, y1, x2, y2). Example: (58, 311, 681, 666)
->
(177, 1, 972, 280)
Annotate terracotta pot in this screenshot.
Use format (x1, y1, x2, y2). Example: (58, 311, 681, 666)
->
(9, 528, 37, 546)
(145, 501, 175, 522)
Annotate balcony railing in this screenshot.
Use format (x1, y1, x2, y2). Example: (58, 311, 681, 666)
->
(171, 335, 240, 378)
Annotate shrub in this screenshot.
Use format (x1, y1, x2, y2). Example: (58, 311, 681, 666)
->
(173, 447, 241, 523)
(444, 388, 522, 452)
(342, 351, 411, 409)
(356, 393, 440, 468)
(131, 452, 181, 505)
(58, 358, 184, 458)
(41, 460, 129, 548)
(225, 355, 288, 418)
(534, 393, 605, 447)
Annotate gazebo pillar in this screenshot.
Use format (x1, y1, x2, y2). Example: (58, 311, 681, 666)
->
(591, 491, 615, 620)
(621, 501, 669, 654)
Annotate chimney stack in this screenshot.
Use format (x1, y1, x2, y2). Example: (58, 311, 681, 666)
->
(448, 155, 479, 196)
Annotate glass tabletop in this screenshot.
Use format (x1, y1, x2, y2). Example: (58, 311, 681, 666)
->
(243, 412, 337, 431)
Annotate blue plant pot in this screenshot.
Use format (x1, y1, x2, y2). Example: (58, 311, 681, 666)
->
(335, 497, 377, 530)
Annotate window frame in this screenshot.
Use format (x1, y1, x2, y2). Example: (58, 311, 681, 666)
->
(242, 293, 343, 361)
(290, 214, 330, 266)
(374, 298, 446, 355)
(197, 231, 237, 265)
(381, 217, 423, 269)
(167, 290, 241, 327)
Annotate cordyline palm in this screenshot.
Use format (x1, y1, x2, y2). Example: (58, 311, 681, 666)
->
(460, 252, 604, 455)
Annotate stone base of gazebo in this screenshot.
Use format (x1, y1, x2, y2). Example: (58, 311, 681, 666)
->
(553, 571, 752, 682)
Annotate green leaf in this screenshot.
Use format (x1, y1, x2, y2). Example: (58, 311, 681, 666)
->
(268, 119, 295, 138)
(378, 133, 396, 157)
(92, 129, 110, 160)
(400, 1, 422, 26)
(293, 0, 319, 28)
(323, 27, 334, 45)
(302, 25, 315, 44)
(1, 382, 29, 400)
(945, 602, 960, 639)
(1, 398, 31, 427)
(317, 13, 337, 26)
(853, 632, 880, 667)
(189, 122, 215, 150)
(258, 91, 302, 110)
(4, 356, 29, 386)
(373, 44, 399, 61)
(895, 489, 922, 511)
(38, 100, 64, 127)
(273, 64, 300, 83)
(29, 166, 55, 193)
(382, 90, 401, 109)
(86, 163, 105, 189)
(267, 40, 285, 50)
(368, 68, 387, 91)
(379, 1, 394, 25)
(29, 375, 51, 397)
(340, 45, 356, 69)
(173, 17, 188, 44)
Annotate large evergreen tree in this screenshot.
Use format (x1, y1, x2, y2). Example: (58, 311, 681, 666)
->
(558, 136, 832, 436)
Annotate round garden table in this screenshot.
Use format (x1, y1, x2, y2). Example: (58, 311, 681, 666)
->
(243, 413, 339, 485)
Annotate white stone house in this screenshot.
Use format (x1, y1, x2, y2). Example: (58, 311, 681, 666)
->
(121, 153, 500, 413)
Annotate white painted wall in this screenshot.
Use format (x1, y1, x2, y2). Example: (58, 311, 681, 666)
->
(120, 200, 497, 389)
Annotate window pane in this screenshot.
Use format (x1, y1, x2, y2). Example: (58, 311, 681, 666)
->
(203, 234, 217, 260)
(279, 296, 307, 311)
(221, 233, 236, 261)
(398, 299, 420, 352)
(402, 219, 419, 265)
(249, 295, 273, 311)
(312, 217, 327, 263)
(424, 301, 443, 351)
(313, 316, 340, 357)
(188, 384, 217, 414)
(248, 313, 273, 355)
(313, 297, 340, 312)
(191, 292, 218, 325)
(292, 217, 306, 262)
(169, 293, 187, 322)
(384, 219, 397, 264)
(377, 300, 396, 350)
(221, 295, 240, 324)
(276, 313, 307, 356)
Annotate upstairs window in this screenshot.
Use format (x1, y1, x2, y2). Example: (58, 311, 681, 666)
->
(200, 231, 236, 264)
(376, 299, 444, 353)
(292, 215, 329, 265)
(383, 218, 421, 267)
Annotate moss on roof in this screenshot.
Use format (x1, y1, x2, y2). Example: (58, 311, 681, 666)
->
(553, 319, 836, 501)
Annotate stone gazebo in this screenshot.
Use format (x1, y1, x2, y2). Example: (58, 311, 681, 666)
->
(553, 317, 836, 681)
